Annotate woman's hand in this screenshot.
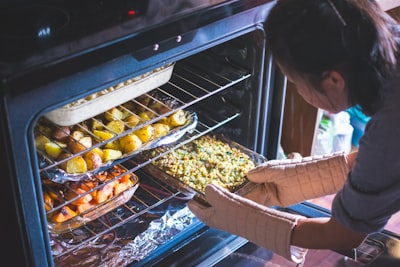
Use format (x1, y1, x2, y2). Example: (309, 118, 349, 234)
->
(244, 152, 351, 207)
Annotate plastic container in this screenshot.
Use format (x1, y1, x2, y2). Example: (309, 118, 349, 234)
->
(331, 111, 354, 153)
(347, 106, 370, 147)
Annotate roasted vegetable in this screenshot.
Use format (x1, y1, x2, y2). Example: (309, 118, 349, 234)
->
(102, 149, 122, 162)
(35, 135, 51, 151)
(84, 150, 103, 170)
(68, 136, 92, 154)
(44, 141, 66, 159)
(134, 125, 154, 143)
(168, 110, 186, 126)
(106, 120, 125, 134)
(93, 129, 115, 141)
(105, 107, 124, 121)
(51, 126, 70, 142)
(152, 123, 170, 138)
(124, 114, 141, 128)
(66, 156, 88, 173)
(52, 206, 77, 223)
(119, 134, 142, 153)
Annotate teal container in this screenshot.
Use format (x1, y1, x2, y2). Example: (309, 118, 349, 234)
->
(346, 106, 370, 147)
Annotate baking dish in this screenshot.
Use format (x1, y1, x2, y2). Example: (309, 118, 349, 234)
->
(37, 111, 198, 183)
(140, 134, 266, 205)
(44, 165, 140, 234)
(44, 64, 174, 126)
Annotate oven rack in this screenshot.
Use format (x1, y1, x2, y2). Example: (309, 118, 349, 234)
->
(37, 54, 251, 176)
(50, 170, 193, 260)
(49, 105, 241, 260)
(46, 55, 251, 260)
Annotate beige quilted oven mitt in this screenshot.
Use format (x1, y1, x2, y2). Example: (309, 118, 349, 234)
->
(187, 184, 308, 265)
(245, 152, 349, 207)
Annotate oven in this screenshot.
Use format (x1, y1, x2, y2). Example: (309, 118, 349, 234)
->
(1, 1, 399, 266)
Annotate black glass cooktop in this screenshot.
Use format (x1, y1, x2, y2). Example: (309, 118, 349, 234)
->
(0, 0, 232, 76)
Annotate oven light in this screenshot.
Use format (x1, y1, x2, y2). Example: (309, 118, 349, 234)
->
(37, 26, 51, 38)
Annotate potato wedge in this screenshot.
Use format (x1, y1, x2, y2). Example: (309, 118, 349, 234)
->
(168, 110, 186, 127)
(152, 123, 170, 138)
(51, 126, 70, 142)
(68, 136, 93, 154)
(134, 125, 154, 143)
(35, 135, 51, 151)
(106, 120, 125, 134)
(105, 107, 124, 121)
(66, 156, 88, 173)
(119, 134, 142, 153)
(70, 130, 85, 141)
(91, 119, 104, 131)
(93, 129, 115, 141)
(138, 111, 153, 121)
(104, 139, 121, 150)
(44, 141, 66, 159)
(102, 149, 122, 162)
(124, 114, 141, 128)
(84, 150, 103, 170)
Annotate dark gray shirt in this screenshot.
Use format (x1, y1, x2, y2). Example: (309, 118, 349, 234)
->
(332, 73, 400, 234)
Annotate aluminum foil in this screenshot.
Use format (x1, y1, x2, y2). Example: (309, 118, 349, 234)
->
(116, 206, 195, 265)
(53, 206, 196, 267)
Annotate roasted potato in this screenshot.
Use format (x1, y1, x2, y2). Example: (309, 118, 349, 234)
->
(35, 135, 51, 151)
(134, 125, 154, 143)
(124, 114, 141, 128)
(44, 141, 66, 159)
(168, 110, 186, 127)
(106, 120, 125, 134)
(91, 118, 104, 131)
(138, 111, 153, 121)
(70, 130, 85, 142)
(105, 107, 124, 121)
(102, 149, 122, 162)
(68, 136, 93, 154)
(51, 126, 70, 142)
(84, 150, 103, 170)
(66, 156, 88, 173)
(152, 123, 170, 138)
(119, 133, 142, 153)
(57, 152, 73, 171)
(93, 129, 115, 141)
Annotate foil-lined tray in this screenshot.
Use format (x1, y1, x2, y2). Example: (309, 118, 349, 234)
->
(140, 134, 266, 205)
(44, 63, 175, 126)
(37, 111, 198, 183)
(44, 165, 139, 234)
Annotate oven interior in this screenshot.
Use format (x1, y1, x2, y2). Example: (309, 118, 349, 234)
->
(31, 30, 280, 267)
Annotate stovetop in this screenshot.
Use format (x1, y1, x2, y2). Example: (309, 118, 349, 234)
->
(0, 0, 234, 77)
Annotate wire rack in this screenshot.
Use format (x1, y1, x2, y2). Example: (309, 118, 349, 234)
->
(37, 53, 252, 264)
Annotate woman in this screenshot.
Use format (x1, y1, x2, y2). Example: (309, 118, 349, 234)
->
(188, 0, 400, 265)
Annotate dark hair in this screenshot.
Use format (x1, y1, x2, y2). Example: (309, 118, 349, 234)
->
(265, 0, 400, 116)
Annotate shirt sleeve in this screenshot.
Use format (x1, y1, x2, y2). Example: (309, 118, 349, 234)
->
(331, 108, 400, 234)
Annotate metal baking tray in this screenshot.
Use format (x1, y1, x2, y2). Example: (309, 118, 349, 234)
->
(44, 63, 174, 126)
(140, 134, 266, 205)
(37, 111, 198, 183)
(44, 165, 139, 234)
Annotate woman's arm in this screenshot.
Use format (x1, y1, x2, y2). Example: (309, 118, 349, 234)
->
(346, 151, 358, 170)
(292, 217, 367, 249)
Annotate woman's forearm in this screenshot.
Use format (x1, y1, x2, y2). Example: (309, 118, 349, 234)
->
(292, 217, 367, 250)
